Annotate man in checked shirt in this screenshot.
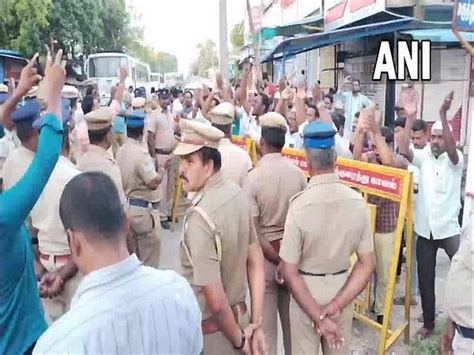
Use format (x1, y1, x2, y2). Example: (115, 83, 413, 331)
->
(351, 105, 408, 325)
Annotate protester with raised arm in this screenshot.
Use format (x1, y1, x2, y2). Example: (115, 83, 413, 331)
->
(0, 48, 66, 355)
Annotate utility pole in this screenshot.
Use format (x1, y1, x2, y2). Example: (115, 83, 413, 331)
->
(219, 0, 229, 84)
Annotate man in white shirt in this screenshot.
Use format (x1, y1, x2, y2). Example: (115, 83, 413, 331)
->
(284, 110, 303, 150)
(34, 172, 203, 354)
(399, 94, 463, 339)
(209, 102, 252, 187)
(340, 79, 370, 141)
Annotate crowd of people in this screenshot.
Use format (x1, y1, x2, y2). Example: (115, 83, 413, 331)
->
(0, 45, 472, 355)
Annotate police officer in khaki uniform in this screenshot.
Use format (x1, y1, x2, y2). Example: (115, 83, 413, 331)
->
(441, 206, 474, 354)
(279, 120, 376, 354)
(77, 107, 126, 205)
(243, 112, 307, 355)
(209, 102, 252, 187)
(146, 88, 176, 230)
(116, 110, 166, 268)
(174, 119, 267, 355)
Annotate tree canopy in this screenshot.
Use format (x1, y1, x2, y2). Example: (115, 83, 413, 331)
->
(191, 40, 219, 77)
(0, 0, 177, 73)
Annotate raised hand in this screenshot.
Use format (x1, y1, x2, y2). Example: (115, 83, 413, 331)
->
(278, 77, 287, 93)
(403, 100, 417, 119)
(44, 48, 65, 98)
(216, 73, 224, 91)
(440, 91, 454, 114)
(119, 63, 128, 83)
(311, 82, 322, 103)
(296, 80, 307, 100)
(16, 53, 42, 97)
(7, 77, 15, 94)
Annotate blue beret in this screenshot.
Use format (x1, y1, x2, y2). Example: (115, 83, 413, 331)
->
(0, 93, 9, 105)
(303, 121, 336, 149)
(11, 99, 41, 124)
(126, 110, 146, 128)
(32, 98, 70, 129)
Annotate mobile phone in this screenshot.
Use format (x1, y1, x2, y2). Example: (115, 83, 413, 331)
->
(35, 56, 44, 77)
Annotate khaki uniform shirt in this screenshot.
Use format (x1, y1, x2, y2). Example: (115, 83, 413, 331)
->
(180, 172, 257, 319)
(280, 173, 374, 274)
(219, 138, 253, 188)
(445, 210, 474, 328)
(2, 146, 34, 190)
(243, 153, 307, 241)
(116, 139, 159, 201)
(146, 109, 175, 152)
(77, 145, 126, 205)
(30, 156, 80, 255)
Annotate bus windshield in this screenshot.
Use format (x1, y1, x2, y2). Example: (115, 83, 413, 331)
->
(89, 56, 127, 78)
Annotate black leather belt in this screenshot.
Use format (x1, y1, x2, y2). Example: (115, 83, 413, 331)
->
(298, 269, 347, 277)
(155, 149, 172, 155)
(129, 198, 150, 208)
(455, 322, 474, 339)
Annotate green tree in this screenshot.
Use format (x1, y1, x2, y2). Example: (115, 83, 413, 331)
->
(192, 40, 218, 77)
(0, 0, 52, 56)
(230, 21, 244, 54)
(153, 52, 178, 73)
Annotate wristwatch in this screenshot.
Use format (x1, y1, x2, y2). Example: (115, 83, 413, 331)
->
(233, 328, 246, 350)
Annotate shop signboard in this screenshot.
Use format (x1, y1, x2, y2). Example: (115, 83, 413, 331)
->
(453, 0, 474, 32)
(324, 0, 385, 31)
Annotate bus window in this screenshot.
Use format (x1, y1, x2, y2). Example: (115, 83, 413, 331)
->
(89, 56, 126, 78)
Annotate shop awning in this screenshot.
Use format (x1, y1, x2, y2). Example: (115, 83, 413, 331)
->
(401, 28, 474, 42)
(260, 14, 324, 40)
(261, 17, 452, 63)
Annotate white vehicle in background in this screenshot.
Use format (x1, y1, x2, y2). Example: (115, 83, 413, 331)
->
(164, 72, 184, 88)
(85, 51, 151, 105)
(150, 72, 163, 91)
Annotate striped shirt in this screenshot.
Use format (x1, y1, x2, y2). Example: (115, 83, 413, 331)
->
(33, 254, 203, 355)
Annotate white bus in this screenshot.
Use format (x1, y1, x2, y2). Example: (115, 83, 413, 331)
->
(164, 72, 184, 88)
(150, 72, 163, 90)
(85, 51, 151, 105)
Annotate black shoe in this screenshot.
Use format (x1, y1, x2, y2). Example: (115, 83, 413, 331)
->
(160, 220, 171, 230)
(377, 315, 384, 325)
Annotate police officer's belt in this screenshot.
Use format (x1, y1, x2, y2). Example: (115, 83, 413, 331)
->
(129, 198, 152, 208)
(155, 148, 172, 155)
(298, 269, 347, 277)
(455, 322, 474, 339)
(202, 302, 247, 335)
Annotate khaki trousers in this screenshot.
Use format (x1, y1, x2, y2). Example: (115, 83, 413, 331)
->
(263, 260, 291, 355)
(203, 311, 250, 355)
(290, 272, 353, 355)
(39, 257, 82, 325)
(128, 205, 161, 268)
(374, 231, 396, 316)
(156, 154, 176, 219)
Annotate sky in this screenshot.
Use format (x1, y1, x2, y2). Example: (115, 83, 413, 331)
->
(129, 0, 248, 74)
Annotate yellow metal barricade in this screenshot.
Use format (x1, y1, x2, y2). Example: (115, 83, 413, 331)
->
(170, 158, 190, 232)
(231, 135, 257, 166)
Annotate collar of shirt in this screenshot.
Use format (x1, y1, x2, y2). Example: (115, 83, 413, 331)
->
(203, 171, 224, 190)
(72, 254, 141, 307)
(87, 144, 113, 159)
(308, 173, 339, 187)
(219, 138, 232, 146)
(260, 152, 282, 163)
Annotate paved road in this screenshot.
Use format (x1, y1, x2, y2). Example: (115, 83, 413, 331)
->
(156, 220, 452, 354)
